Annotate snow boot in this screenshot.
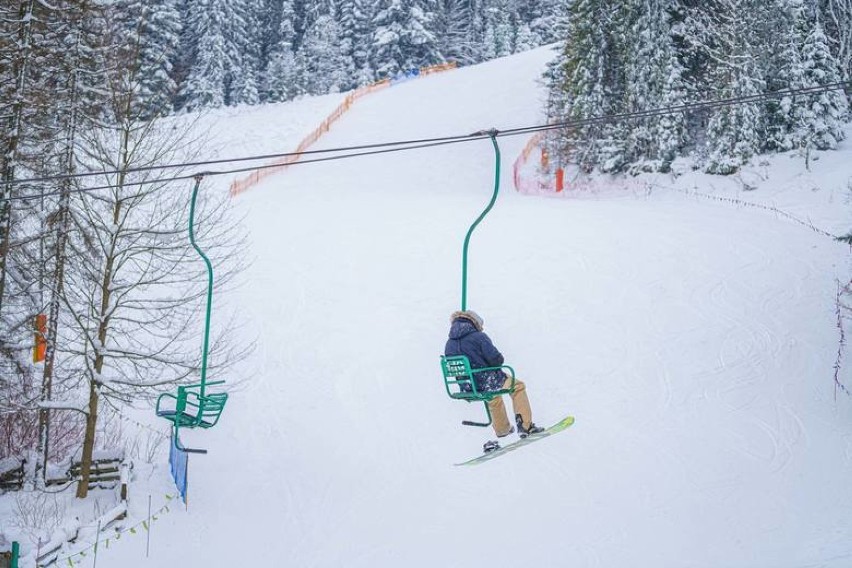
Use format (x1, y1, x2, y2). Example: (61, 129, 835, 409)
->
(516, 414, 545, 438)
(483, 440, 500, 453)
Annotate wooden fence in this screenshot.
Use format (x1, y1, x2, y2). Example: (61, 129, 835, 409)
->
(0, 453, 129, 492)
(0, 458, 24, 492)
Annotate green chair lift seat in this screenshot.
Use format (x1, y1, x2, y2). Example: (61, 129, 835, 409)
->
(440, 355, 515, 427)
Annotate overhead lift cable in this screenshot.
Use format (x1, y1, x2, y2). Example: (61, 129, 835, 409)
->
(498, 80, 852, 139)
(3, 80, 850, 203)
(0, 132, 492, 188)
(3, 137, 493, 203)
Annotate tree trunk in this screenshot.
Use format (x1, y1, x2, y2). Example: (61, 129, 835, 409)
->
(36, 12, 83, 486)
(34, 179, 72, 486)
(75, 378, 99, 498)
(0, 0, 35, 319)
(76, 192, 120, 499)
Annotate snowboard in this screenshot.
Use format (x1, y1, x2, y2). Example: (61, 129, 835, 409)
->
(454, 415, 575, 466)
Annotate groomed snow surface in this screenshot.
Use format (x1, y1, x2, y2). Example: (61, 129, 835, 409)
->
(34, 46, 852, 567)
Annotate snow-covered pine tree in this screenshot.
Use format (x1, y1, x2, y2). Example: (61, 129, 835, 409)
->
(112, 0, 182, 118)
(179, 0, 230, 109)
(622, 0, 689, 172)
(542, 37, 567, 172)
(465, 0, 489, 63)
(764, 0, 805, 152)
(167, 0, 580, 112)
(172, 0, 195, 103)
(821, 0, 852, 84)
(258, 0, 285, 68)
(264, 0, 301, 101)
(433, 0, 472, 64)
(338, 0, 375, 88)
(297, 14, 347, 94)
(550, 0, 849, 174)
(302, 0, 336, 29)
(514, 22, 536, 53)
(370, 0, 444, 79)
(232, 0, 264, 105)
(703, 0, 767, 174)
(477, 0, 563, 58)
(797, 15, 849, 152)
(552, 0, 626, 172)
(290, 0, 315, 49)
(481, 0, 516, 58)
(593, 3, 629, 173)
(517, 0, 569, 47)
(179, 0, 260, 110)
(544, 35, 568, 123)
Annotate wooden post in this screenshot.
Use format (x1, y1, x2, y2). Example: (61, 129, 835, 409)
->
(146, 495, 152, 558)
(93, 520, 101, 568)
(119, 460, 129, 505)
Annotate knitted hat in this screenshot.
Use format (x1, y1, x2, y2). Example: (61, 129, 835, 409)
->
(451, 310, 484, 331)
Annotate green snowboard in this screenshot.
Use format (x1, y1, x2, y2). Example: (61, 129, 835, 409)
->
(454, 415, 575, 466)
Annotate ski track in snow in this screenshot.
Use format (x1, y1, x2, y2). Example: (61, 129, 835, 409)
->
(88, 46, 852, 568)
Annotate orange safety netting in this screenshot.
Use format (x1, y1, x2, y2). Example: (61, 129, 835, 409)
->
(229, 62, 458, 197)
(512, 133, 565, 195)
(419, 62, 457, 76)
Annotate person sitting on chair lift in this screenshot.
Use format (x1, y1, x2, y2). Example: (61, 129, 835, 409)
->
(445, 310, 543, 452)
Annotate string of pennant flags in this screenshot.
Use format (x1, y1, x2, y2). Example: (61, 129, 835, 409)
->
(102, 398, 169, 439)
(113, 411, 169, 438)
(45, 494, 177, 567)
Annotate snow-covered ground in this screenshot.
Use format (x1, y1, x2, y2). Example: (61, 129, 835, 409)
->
(8, 45, 852, 567)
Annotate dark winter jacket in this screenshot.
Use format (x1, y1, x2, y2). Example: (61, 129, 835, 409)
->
(444, 318, 507, 392)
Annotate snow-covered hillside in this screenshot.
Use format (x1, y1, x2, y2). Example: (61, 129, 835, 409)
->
(21, 45, 852, 567)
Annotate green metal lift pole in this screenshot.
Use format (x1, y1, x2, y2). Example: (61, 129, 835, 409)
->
(189, 175, 214, 398)
(461, 130, 501, 311)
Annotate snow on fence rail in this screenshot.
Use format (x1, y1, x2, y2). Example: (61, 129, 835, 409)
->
(29, 493, 178, 568)
(32, 502, 128, 568)
(229, 62, 458, 197)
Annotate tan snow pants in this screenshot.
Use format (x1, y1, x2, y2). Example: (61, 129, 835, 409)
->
(488, 377, 533, 437)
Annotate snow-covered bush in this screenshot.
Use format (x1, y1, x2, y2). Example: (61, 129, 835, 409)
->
(10, 492, 66, 545)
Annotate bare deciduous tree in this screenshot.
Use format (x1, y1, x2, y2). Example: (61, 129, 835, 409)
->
(60, 12, 249, 496)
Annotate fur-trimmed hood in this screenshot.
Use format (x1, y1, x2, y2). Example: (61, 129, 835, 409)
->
(450, 310, 484, 331)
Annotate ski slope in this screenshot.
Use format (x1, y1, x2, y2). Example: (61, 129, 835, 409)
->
(99, 46, 852, 567)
